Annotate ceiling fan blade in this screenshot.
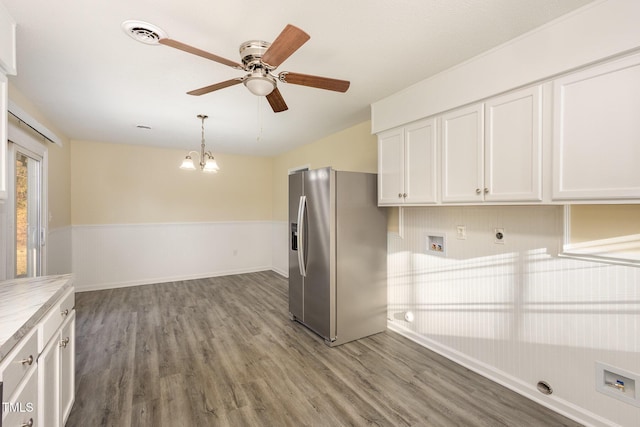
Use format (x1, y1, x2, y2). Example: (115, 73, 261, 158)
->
(159, 38, 243, 69)
(187, 78, 243, 96)
(261, 24, 310, 68)
(266, 88, 288, 113)
(279, 72, 350, 92)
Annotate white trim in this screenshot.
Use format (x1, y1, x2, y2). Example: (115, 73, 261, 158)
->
(6, 119, 49, 278)
(7, 99, 62, 146)
(387, 321, 614, 427)
(75, 267, 273, 293)
(71, 219, 274, 229)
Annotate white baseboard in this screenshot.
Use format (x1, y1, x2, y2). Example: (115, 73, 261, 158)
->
(271, 266, 288, 278)
(387, 322, 613, 427)
(76, 266, 273, 292)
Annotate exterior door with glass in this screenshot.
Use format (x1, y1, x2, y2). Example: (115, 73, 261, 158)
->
(8, 142, 44, 278)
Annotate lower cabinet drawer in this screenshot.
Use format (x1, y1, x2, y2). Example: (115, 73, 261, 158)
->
(0, 329, 38, 401)
(39, 289, 74, 352)
(2, 364, 38, 427)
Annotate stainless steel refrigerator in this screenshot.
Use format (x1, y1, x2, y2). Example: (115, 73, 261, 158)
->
(289, 167, 387, 346)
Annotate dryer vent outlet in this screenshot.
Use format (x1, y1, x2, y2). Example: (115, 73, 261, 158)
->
(536, 381, 553, 395)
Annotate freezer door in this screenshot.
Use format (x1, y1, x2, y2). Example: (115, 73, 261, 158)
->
(288, 172, 304, 320)
(302, 168, 334, 340)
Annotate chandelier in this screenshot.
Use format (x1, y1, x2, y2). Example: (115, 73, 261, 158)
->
(179, 114, 220, 173)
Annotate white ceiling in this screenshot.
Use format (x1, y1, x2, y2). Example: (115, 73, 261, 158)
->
(4, 0, 594, 156)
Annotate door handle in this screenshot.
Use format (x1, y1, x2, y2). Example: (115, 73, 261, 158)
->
(297, 196, 307, 277)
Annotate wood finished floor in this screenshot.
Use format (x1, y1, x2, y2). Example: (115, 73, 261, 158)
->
(66, 271, 582, 427)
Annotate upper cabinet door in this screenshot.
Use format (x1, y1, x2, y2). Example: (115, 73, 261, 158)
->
(441, 103, 484, 202)
(553, 53, 640, 200)
(404, 118, 438, 204)
(485, 85, 542, 202)
(0, 2, 16, 75)
(377, 127, 404, 205)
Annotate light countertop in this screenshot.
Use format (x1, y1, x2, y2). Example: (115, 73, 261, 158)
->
(0, 274, 74, 362)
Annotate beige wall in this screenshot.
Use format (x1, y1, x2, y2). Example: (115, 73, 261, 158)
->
(71, 140, 272, 224)
(570, 204, 640, 243)
(271, 120, 377, 221)
(8, 84, 71, 230)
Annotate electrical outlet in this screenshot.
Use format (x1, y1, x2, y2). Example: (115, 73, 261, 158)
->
(494, 228, 505, 244)
(456, 225, 466, 240)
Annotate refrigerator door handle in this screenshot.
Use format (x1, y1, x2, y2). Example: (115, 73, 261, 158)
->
(297, 195, 307, 277)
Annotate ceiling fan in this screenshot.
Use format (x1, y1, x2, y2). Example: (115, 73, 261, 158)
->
(158, 24, 350, 113)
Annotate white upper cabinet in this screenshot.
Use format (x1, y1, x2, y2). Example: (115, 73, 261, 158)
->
(378, 117, 438, 205)
(441, 103, 484, 202)
(378, 127, 404, 205)
(0, 2, 16, 75)
(0, 3, 15, 201)
(485, 86, 542, 202)
(552, 53, 640, 200)
(441, 86, 543, 204)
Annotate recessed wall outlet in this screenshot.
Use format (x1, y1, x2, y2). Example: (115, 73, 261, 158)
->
(596, 362, 640, 407)
(494, 228, 505, 244)
(456, 225, 467, 240)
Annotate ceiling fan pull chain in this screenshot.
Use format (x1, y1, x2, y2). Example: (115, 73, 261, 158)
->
(257, 97, 263, 143)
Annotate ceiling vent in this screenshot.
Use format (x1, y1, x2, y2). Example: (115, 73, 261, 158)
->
(121, 20, 167, 45)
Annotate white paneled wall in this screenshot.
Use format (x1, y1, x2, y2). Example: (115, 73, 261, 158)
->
(72, 221, 273, 291)
(388, 206, 640, 427)
(47, 226, 72, 275)
(271, 221, 289, 277)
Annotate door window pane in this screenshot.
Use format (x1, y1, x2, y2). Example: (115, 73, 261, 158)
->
(15, 151, 41, 278)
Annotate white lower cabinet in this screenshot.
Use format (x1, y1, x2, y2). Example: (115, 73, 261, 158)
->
(59, 313, 75, 426)
(39, 332, 60, 426)
(38, 305, 75, 427)
(3, 365, 38, 427)
(0, 329, 39, 426)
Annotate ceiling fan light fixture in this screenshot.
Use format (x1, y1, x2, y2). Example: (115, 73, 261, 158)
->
(244, 71, 276, 96)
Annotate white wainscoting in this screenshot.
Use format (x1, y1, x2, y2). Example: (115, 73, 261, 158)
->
(47, 225, 72, 275)
(387, 206, 640, 427)
(271, 221, 289, 277)
(72, 221, 273, 292)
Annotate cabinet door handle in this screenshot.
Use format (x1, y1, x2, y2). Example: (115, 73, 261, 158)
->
(484, 188, 489, 194)
(61, 308, 69, 317)
(60, 337, 70, 348)
(21, 418, 34, 427)
(475, 188, 481, 194)
(20, 355, 34, 366)
(398, 193, 403, 198)
(403, 193, 407, 198)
